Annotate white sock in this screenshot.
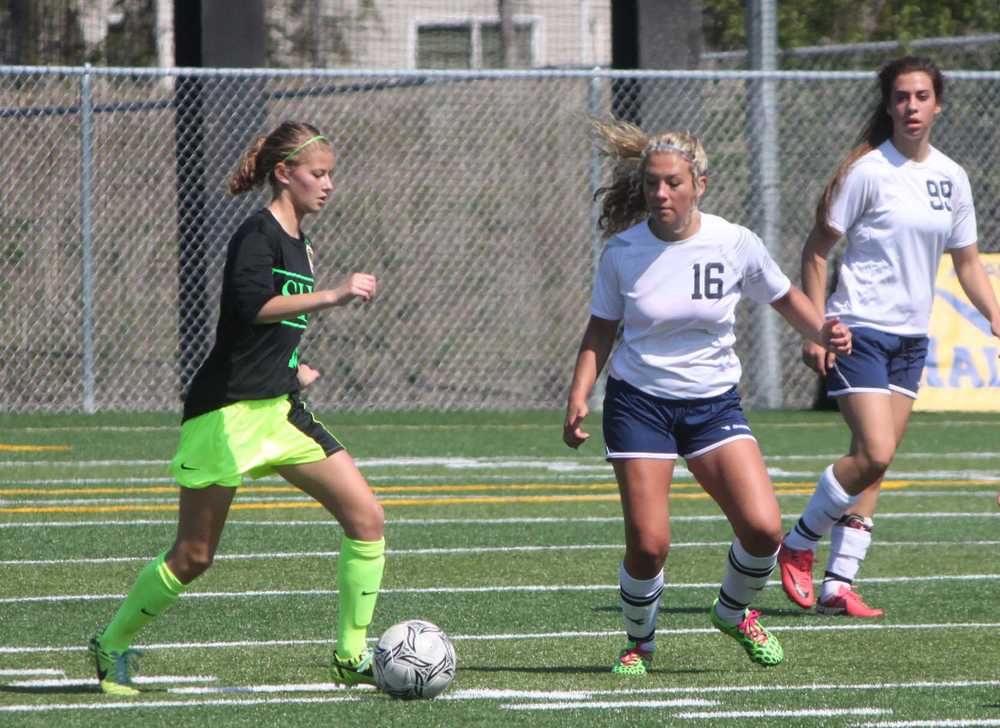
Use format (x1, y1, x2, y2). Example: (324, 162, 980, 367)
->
(619, 562, 663, 646)
(715, 540, 778, 625)
(784, 465, 859, 551)
(821, 515, 873, 601)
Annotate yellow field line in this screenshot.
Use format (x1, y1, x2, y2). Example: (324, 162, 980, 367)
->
(0, 478, 992, 515)
(0, 444, 72, 452)
(0, 494, 615, 514)
(1, 482, 625, 496)
(0, 478, 985, 498)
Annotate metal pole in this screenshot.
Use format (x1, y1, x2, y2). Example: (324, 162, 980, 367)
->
(80, 63, 96, 414)
(588, 70, 607, 410)
(747, 0, 782, 408)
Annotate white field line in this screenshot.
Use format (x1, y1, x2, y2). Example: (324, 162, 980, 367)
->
(171, 682, 356, 695)
(5, 481, 1000, 497)
(0, 696, 362, 713)
(3, 573, 999, 606)
(0, 417, 997, 435)
(502, 699, 722, 710)
(3, 451, 1000, 469)
(0, 426, 178, 433)
(674, 708, 892, 720)
(2, 678, 997, 715)
(9, 675, 218, 688)
(857, 721, 1000, 727)
(3, 623, 999, 657)
(6, 484, 1000, 508)
(1, 512, 997, 530)
(0, 668, 64, 676)
(3, 540, 999, 568)
(448, 680, 1000, 699)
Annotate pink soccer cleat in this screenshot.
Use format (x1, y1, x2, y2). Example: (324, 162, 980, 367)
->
(778, 543, 815, 609)
(816, 585, 884, 617)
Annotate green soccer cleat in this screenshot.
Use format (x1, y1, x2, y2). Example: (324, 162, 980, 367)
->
(331, 649, 376, 687)
(611, 641, 653, 676)
(88, 636, 143, 696)
(710, 600, 784, 666)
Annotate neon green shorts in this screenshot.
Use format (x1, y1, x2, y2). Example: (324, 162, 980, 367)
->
(170, 393, 343, 488)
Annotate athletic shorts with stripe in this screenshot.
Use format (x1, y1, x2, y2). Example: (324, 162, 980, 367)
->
(170, 393, 343, 488)
(825, 326, 929, 399)
(602, 377, 755, 460)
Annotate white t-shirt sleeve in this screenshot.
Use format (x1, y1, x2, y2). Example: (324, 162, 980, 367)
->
(741, 230, 792, 304)
(947, 168, 978, 250)
(827, 163, 872, 235)
(590, 242, 624, 321)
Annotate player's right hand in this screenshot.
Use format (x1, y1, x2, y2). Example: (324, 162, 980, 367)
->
(563, 400, 590, 449)
(802, 339, 835, 376)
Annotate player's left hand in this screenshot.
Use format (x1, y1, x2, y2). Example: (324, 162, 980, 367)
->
(821, 317, 852, 356)
(297, 363, 321, 389)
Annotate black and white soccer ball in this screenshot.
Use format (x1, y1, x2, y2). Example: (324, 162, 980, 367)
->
(373, 619, 457, 700)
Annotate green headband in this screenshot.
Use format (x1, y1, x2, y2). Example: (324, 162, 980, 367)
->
(282, 135, 327, 162)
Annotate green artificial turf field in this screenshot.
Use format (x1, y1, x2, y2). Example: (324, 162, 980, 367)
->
(1, 409, 998, 726)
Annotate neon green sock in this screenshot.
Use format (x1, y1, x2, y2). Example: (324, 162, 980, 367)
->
(99, 551, 185, 653)
(335, 536, 385, 660)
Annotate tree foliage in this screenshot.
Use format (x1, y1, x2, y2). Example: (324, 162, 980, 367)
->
(703, 0, 1000, 50)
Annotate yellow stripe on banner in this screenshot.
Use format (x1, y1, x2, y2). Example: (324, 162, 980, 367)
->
(0, 444, 72, 452)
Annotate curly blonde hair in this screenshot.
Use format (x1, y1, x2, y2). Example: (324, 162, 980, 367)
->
(591, 119, 708, 237)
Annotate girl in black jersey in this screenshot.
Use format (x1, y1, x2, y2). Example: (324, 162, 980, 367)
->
(89, 121, 385, 693)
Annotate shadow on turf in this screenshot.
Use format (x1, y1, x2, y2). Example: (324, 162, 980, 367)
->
(591, 605, 814, 618)
(0, 685, 96, 696)
(0, 685, 168, 696)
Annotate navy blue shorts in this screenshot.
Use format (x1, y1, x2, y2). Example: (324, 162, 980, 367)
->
(602, 377, 755, 460)
(826, 326, 929, 399)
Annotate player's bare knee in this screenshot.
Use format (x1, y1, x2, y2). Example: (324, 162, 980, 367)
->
(857, 452, 891, 483)
(343, 500, 384, 541)
(741, 526, 781, 556)
(628, 537, 669, 572)
(169, 542, 215, 582)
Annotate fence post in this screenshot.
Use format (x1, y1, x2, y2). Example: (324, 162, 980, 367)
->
(80, 63, 96, 414)
(747, 0, 782, 408)
(587, 69, 607, 411)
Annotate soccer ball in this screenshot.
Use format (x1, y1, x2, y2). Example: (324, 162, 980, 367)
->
(373, 619, 457, 700)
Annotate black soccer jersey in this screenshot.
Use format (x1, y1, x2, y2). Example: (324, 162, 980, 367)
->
(183, 209, 316, 421)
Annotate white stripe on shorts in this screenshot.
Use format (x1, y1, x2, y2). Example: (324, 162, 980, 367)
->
(604, 449, 679, 461)
(888, 383, 918, 399)
(827, 386, 892, 398)
(682, 433, 756, 460)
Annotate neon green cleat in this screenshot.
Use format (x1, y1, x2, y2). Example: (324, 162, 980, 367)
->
(331, 649, 376, 687)
(710, 600, 784, 666)
(611, 641, 653, 676)
(88, 636, 143, 695)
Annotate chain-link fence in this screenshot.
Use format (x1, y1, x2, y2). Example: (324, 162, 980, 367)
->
(2, 66, 999, 413)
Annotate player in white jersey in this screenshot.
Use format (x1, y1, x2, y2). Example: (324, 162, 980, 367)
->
(779, 56, 1000, 617)
(563, 120, 852, 674)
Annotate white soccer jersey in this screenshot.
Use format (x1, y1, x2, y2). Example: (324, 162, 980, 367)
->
(826, 140, 977, 336)
(591, 214, 791, 399)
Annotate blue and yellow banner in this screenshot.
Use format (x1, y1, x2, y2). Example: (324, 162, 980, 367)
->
(917, 253, 1000, 411)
